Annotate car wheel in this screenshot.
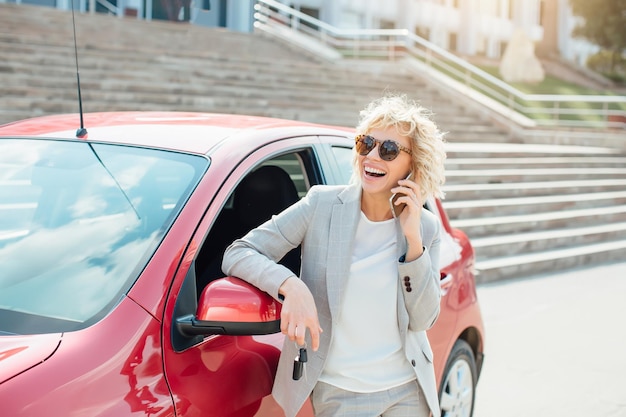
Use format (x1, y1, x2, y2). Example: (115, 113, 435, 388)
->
(439, 339, 477, 417)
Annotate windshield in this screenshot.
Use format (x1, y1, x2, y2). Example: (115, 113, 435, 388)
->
(0, 138, 208, 335)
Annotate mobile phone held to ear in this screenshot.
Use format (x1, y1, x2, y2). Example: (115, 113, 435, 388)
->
(389, 172, 413, 218)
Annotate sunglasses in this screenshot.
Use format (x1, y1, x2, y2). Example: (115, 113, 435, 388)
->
(355, 134, 412, 161)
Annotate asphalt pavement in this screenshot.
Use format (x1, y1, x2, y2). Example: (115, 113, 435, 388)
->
(473, 261, 626, 417)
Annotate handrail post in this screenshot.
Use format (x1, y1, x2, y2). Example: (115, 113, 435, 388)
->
(554, 101, 559, 124)
(290, 14, 298, 31)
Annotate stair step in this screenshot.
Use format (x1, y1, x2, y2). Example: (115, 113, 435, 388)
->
(474, 240, 626, 283)
(446, 156, 626, 169)
(446, 167, 626, 184)
(443, 191, 626, 219)
(472, 222, 626, 258)
(443, 179, 626, 199)
(451, 205, 626, 237)
(445, 142, 622, 157)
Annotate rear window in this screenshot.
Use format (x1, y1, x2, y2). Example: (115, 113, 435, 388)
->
(0, 138, 208, 335)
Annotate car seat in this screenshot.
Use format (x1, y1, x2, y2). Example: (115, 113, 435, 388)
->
(234, 165, 300, 232)
(233, 165, 302, 274)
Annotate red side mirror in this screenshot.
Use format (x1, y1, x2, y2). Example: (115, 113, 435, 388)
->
(176, 277, 282, 337)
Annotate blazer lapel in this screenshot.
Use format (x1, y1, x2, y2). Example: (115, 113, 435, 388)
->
(326, 184, 361, 321)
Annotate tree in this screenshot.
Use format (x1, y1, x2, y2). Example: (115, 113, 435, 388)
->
(569, 0, 626, 71)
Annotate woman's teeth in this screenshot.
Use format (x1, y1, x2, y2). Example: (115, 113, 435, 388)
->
(365, 167, 386, 177)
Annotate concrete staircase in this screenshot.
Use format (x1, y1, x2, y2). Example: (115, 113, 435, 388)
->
(443, 143, 626, 282)
(1, 3, 625, 283)
(0, 3, 503, 140)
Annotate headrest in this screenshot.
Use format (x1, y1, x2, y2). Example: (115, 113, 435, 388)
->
(234, 165, 299, 229)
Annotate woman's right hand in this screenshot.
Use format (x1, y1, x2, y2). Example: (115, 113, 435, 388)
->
(278, 276, 323, 351)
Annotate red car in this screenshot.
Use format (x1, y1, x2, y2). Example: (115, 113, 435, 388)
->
(0, 112, 484, 417)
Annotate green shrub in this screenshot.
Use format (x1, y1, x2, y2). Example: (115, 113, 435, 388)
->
(586, 50, 626, 84)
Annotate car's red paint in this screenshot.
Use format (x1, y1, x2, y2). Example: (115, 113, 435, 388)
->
(430, 198, 484, 384)
(1, 298, 172, 416)
(0, 112, 350, 154)
(0, 112, 483, 417)
(197, 277, 282, 323)
(0, 333, 61, 384)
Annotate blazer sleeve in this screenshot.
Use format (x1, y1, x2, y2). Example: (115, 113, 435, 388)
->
(221, 186, 320, 300)
(398, 208, 442, 332)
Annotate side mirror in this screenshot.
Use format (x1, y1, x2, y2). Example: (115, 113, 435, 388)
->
(176, 277, 282, 337)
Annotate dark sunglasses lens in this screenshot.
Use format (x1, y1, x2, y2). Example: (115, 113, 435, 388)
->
(379, 140, 400, 161)
(356, 136, 375, 155)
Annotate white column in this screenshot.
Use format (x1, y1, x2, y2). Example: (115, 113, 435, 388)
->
(396, 0, 412, 31)
(458, 0, 478, 55)
(321, 0, 341, 26)
(226, 0, 254, 32)
(513, 0, 540, 38)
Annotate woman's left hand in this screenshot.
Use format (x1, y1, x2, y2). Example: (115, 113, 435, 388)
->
(391, 177, 424, 261)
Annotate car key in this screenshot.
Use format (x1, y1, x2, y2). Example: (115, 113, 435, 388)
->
(292, 347, 307, 380)
(298, 347, 307, 363)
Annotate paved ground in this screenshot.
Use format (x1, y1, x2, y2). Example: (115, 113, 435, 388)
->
(473, 261, 626, 417)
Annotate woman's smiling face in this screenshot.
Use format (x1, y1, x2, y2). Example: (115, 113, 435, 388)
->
(357, 127, 413, 199)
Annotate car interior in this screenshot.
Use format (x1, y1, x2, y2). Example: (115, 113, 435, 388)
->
(194, 151, 314, 297)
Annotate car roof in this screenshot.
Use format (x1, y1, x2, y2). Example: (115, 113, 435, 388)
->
(0, 112, 353, 154)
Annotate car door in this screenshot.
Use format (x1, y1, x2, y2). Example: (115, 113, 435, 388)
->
(162, 136, 328, 417)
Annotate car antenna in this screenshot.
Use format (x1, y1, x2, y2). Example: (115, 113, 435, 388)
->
(70, 0, 87, 139)
(68, 4, 139, 219)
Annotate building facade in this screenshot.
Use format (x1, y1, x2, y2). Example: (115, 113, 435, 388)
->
(2, 0, 601, 65)
(280, 0, 599, 65)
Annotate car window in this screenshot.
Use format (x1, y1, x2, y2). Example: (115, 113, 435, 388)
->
(260, 153, 310, 198)
(330, 145, 355, 185)
(0, 138, 208, 334)
(194, 150, 316, 295)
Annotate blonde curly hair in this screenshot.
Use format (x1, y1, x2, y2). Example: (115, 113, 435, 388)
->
(352, 94, 447, 200)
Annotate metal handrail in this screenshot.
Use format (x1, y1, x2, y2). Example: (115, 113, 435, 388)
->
(254, 0, 626, 130)
(86, 0, 145, 20)
(93, 0, 116, 14)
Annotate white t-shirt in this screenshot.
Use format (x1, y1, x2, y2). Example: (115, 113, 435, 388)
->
(318, 211, 415, 392)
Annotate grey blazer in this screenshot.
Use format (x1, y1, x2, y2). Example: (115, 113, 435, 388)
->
(222, 183, 442, 417)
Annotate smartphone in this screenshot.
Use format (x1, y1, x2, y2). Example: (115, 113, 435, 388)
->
(389, 172, 413, 218)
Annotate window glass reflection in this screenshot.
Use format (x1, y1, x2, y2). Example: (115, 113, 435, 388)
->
(0, 139, 207, 334)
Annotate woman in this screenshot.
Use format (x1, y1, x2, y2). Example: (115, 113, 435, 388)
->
(222, 94, 447, 417)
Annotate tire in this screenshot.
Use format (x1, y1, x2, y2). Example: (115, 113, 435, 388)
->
(438, 339, 477, 417)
